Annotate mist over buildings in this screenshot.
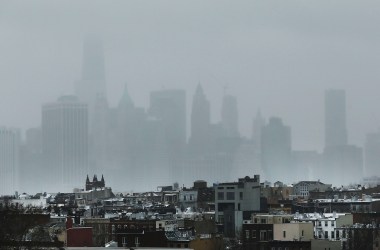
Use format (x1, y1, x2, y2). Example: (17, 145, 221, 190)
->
(1, 1, 380, 194)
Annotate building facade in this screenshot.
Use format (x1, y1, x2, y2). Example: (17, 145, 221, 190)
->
(42, 95, 88, 192)
(0, 127, 20, 195)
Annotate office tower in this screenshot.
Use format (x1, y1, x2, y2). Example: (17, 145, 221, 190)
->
(221, 94, 239, 137)
(364, 131, 380, 177)
(42, 95, 88, 192)
(324, 89, 347, 149)
(76, 35, 107, 125)
(261, 117, 292, 182)
(189, 84, 211, 155)
(149, 89, 186, 182)
(323, 89, 363, 185)
(0, 127, 20, 195)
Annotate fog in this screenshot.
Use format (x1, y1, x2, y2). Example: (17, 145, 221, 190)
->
(1, 0, 380, 193)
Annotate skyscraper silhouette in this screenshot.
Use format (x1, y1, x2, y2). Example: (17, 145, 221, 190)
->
(189, 84, 211, 155)
(76, 35, 107, 125)
(221, 94, 239, 138)
(324, 89, 347, 149)
(261, 117, 292, 183)
(0, 127, 20, 195)
(42, 95, 88, 192)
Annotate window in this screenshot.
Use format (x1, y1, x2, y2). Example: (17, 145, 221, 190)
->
(336, 230, 340, 239)
(261, 218, 266, 224)
(325, 221, 328, 226)
(190, 195, 193, 201)
(325, 231, 328, 239)
(331, 221, 334, 226)
(331, 231, 334, 238)
(227, 186, 235, 189)
(227, 192, 235, 200)
(218, 186, 224, 189)
(260, 230, 267, 241)
(252, 230, 256, 238)
(318, 232, 322, 239)
(218, 192, 224, 200)
(302, 230, 304, 236)
(238, 203, 241, 211)
(268, 230, 273, 240)
(318, 221, 322, 226)
(184, 195, 186, 201)
(245, 230, 250, 239)
(240, 192, 243, 200)
(283, 230, 286, 238)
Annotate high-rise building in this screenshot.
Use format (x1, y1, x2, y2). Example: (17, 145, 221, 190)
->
(149, 89, 186, 153)
(221, 95, 239, 138)
(42, 95, 88, 192)
(261, 117, 292, 183)
(189, 84, 211, 155)
(324, 89, 347, 149)
(149, 89, 186, 181)
(76, 35, 107, 125)
(0, 127, 20, 195)
(364, 131, 380, 177)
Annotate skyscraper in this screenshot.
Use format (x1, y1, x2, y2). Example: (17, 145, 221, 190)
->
(364, 131, 380, 177)
(42, 95, 88, 192)
(149, 89, 186, 182)
(324, 89, 347, 149)
(261, 117, 292, 183)
(221, 94, 239, 138)
(76, 35, 107, 124)
(0, 127, 20, 195)
(189, 84, 211, 155)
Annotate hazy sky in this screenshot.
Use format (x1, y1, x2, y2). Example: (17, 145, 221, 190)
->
(1, 0, 380, 151)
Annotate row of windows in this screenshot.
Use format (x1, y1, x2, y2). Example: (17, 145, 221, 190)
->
(318, 230, 344, 239)
(217, 191, 243, 200)
(317, 220, 335, 227)
(245, 229, 273, 241)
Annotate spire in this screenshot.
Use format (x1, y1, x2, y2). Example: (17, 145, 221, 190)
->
(93, 174, 98, 182)
(86, 175, 90, 183)
(118, 83, 134, 109)
(101, 174, 105, 183)
(195, 83, 203, 95)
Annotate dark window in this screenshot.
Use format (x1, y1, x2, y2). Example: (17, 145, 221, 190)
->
(218, 192, 224, 200)
(240, 192, 243, 200)
(331, 231, 334, 238)
(238, 203, 241, 210)
(325, 231, 328, 238)
(227, 192, 235, 200)
(283, 230, 286, 238)
(252, 230, 256, 238)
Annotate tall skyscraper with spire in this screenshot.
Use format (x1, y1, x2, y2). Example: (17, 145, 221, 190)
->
(76, 35, 107, 125)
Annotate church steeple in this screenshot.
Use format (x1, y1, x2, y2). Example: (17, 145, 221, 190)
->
(118, 83, 134, 109)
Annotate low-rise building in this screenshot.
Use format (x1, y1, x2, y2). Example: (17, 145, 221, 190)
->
(214, 175, 261, 237)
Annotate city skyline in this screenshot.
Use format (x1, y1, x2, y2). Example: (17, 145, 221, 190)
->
(1, 1, 380, 151)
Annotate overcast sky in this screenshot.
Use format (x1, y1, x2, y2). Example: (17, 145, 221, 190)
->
(1, 0, 380, 151)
